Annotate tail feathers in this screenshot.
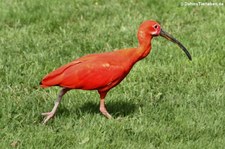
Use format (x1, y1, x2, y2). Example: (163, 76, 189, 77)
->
(40, 60, 81, 88)
(40, 74, 63, 88)
(40, 81, 51, 88)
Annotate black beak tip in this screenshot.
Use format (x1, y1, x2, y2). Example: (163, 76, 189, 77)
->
(185, 51, 192, 61)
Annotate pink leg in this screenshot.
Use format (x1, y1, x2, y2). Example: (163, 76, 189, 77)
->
(42, 88, 69, 124)
(98, 91, 112, 119)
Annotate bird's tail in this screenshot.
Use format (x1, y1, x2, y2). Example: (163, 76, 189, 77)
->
(39, 67, 66, 88)
(39, 60, 81, 88)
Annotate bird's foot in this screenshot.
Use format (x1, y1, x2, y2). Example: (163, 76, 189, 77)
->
(41, 111, 55, 124)
(100, 107, 112, 119)
(105, 113, 113, 119)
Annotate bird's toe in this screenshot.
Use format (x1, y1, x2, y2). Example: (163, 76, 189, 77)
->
(41, 112, 55, 124)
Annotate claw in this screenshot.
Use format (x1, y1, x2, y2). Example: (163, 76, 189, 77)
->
(42, 112, 55, 124)
(100, 107, 113, 119)
(105, 113, 113, 119)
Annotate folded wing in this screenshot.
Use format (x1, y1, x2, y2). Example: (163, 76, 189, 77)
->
(40, 53, 127, 90)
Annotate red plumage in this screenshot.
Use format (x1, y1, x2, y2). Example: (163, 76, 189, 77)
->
(40, 20, 191, 124)
(40, 49, 136, 91)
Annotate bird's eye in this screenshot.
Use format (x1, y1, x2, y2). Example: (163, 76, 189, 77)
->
(154, 25, 158, 29)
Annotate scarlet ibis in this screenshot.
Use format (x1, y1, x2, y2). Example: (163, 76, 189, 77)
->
(40, 20, 191, 124)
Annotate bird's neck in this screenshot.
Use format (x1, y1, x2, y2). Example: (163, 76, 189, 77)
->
(138, 40, 152, 59)
(132, 35, 152, 62)
(115, 34, 152, 66)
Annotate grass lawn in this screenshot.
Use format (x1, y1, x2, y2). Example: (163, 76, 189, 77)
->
(0, 0, 225, 148)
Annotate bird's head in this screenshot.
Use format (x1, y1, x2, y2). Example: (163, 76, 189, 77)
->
(137, 20, 192, 60)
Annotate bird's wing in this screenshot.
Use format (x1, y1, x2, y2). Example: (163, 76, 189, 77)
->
(40, 60, 82, 87)
(58, 60, 127, 90)
(40, 53, 97, 87)
(40, 53, 127, 89)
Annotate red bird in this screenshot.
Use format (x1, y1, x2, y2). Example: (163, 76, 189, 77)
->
(40, 20, 192, 124)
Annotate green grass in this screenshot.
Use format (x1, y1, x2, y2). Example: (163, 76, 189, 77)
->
(0, 0, 225, 148)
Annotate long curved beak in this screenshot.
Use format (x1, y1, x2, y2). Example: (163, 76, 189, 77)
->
(160, 29, 192, 61)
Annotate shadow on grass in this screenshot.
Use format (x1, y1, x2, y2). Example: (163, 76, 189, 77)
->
(57, 100, 137, 118)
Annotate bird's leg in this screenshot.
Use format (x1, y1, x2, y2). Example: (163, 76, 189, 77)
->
(98, 91, 112, 119)
(42, 88, 69, 124)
